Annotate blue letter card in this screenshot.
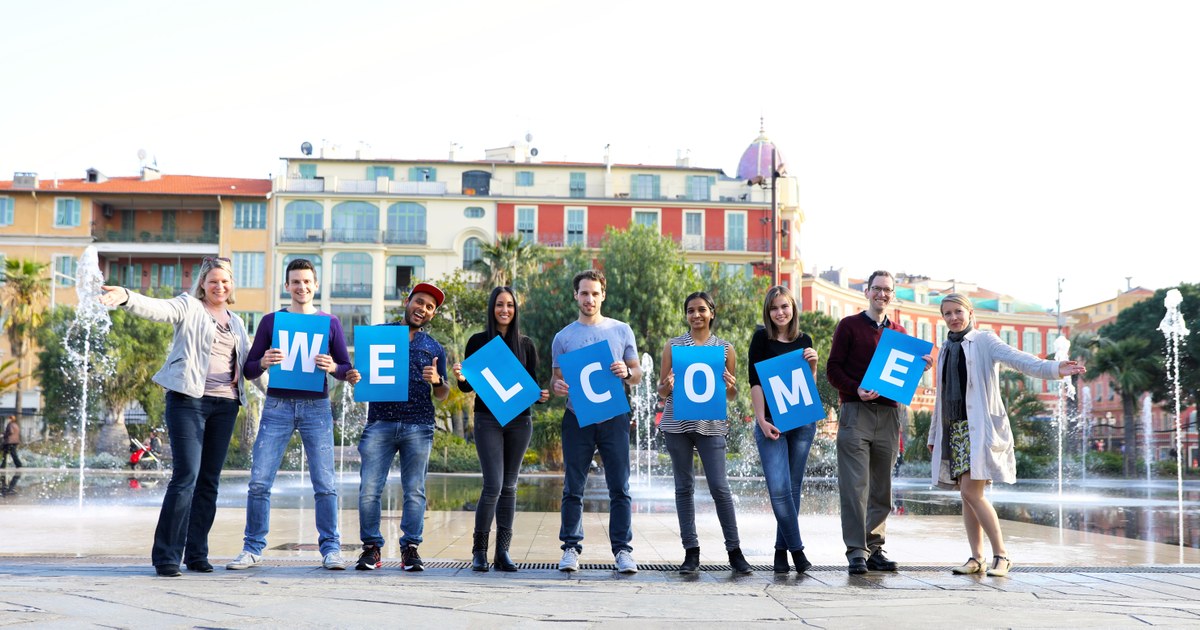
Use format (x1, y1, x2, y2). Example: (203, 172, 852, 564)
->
(270, 312, 330, 392)
(461, 336, 542, 426)
(671, 345, 727, 421)
(753, 349, 824, 431)
(353, 325, 410, 402)
(860, 328, 933, 406)
(559, 340, 630, 427)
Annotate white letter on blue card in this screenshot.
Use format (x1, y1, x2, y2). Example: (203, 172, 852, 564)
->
(683, 363, 715, 402)
(370, 345, 396, 385)
(481, 367, 522, 403)
(879, 350, 915, 387)
(460, 336, 543, 426)
(580, 363, 612, 403)
(280, 330, 324, 373)
(767, 368, 814, 412)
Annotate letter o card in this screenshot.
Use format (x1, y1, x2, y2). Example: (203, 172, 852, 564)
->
(860, 328, 933, 406)
(753, 349, 825, 432)
(270, 312, 331, 392)
(559, 341, 630, 427)
(461, 336, 541, 426)
(670, 345, 726, 421)
(353, 325, 409, 402)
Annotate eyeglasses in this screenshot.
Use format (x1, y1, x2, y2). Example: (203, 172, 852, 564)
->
(202, 256, 232, 265)
(868, 286, 894, 295)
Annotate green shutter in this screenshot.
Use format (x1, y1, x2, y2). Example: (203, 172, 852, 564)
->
(652, 175, 661, 199)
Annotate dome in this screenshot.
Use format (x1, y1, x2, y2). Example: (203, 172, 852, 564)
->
(736, 123, 786, 182)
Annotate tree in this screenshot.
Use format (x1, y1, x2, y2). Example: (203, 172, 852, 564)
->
(1000, 370, 1056, 456)
(472, 234, 547, 296)
(94, 306, 173, 453)
(1091, 337, 1158, 477)
(414, 269, 488, 438)
(0, 259, 49, 425)
(522, 245, 594, 386)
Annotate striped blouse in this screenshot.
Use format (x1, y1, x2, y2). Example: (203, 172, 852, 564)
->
(659, 331, 732, 437)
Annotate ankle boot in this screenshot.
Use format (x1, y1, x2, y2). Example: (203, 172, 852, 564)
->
(791, 549, 812, 573)
(773, 549, 790, 574)
(679, 547, 700, 574)
(493, 527, 518, 572)
(471, 531, 490, 572)
(728, 548, 753, 575)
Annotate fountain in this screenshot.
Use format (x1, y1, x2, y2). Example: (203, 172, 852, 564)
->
(1080, 386, 1092, 485)
(63, 246, 114, 508)
(1052, 335, 1076, 500)
(629, 352, 656, 487)
(1158, 288, 1189, 562)
(1142, 395, 1154, 483)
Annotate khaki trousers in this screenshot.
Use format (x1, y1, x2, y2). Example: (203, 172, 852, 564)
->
(837, 402, 904, 560)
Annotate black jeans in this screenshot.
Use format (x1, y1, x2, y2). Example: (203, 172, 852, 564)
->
(152, 391, 239, 568)
(473, 412, 532, 533)
(664, 431, 742, 550)
(0, 444, 21, 468)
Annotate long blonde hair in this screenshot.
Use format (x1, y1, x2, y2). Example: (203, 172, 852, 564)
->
(191, 256, 237, 305)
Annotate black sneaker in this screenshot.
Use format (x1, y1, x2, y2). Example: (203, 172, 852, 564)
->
(848, 557, 868, 575)
(355, 544, 381, 571)
(401, 544, 423, 572)
(866, 548, 898, 572)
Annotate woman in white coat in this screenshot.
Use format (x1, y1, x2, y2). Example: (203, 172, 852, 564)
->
(926, 294, 1084, 577)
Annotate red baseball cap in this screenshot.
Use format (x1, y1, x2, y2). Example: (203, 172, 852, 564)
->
(410, 282, 445, 307)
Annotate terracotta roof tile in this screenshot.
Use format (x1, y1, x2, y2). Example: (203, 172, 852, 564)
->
(0, 175, 271, 197)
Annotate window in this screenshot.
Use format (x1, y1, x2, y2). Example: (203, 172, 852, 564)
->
(0, 197, 12, 225)
(55, 198, 80, 227)
(516, 171, 534, 186)
(154, 263, 182, 290)
(386, 255, 425, 300)
(919, 321, 932, 342)
(332, 304, 371, 346)
(331, 252, 373, 298)
(517, 207, 537, 243)
(408, 166, 437, 182)
(721, 263, 751, 278)
(630, 174, 660, 200)
(280, 254, 322, 298)
(566, 208, 585, 246)
(162, 210, 177, 240)
(1047, 330, 1060, 355)
(331, 201, 379, 242)
(233, 252, 265, 288)
(633, 210, 658, 230)
(53, 254, 77, 287)
(367, 166, 394, 180)
(1023, 330, 1042, 356)
(234, 202, 267, 229)
(683, 211, 703, 250)
(464, 206, 485, 219)
(1000, 329, 1018, 347)
(937, 322, 948, 342)
(236, 311, 262, 335)
(726, 211, 746, 250)
(113, 262, 143, 288)
(569, 172, 586, 198)
(283, 200, 323, 241)
(686, 175, 713, 201)
(298, 164, 317, 179)
(463, 237, 483, 270)
(386, 202, 426, 244)
(201, 210, 218, 243)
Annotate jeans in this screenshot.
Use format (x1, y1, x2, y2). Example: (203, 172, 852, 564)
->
(243, 396, 339, 556)
(754, 421, 817, 552)
(358, 420, 434, 548)
(0, 444, 21, 468)
(664, 431, 741, 551)
(559, 409, 632, 555)
(474, 412, 532, 534)
(152, 391, 239, 568)
(837, 402, 902, 560)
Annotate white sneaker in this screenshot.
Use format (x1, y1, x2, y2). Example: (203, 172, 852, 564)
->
(225, 550, 262, 570)
(558, 548, 580, 572)
(614, 550, 638, 574)
(322, 551, 347, 570)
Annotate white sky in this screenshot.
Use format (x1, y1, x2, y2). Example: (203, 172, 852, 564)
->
(3, 0, 1197, 312)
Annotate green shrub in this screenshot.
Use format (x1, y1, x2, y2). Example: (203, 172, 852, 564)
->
(1084, 450, 1123, 476)
(428, 430, 480, 473)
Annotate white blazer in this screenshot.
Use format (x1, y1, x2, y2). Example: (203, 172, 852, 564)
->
(926, 329, 1061, 487)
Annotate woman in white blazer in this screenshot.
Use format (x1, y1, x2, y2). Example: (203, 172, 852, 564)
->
(926, 294, 1083, 577)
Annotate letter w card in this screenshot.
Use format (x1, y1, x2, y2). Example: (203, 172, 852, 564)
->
(269, 312, 331, 392)
(461, 336, 541, 426)
(671, 346, 726, 421)
(860, 328, 933, 406)
(753, 350, 824, 432)
(559, 341, 630, 427)
(353, 325, 410, 402)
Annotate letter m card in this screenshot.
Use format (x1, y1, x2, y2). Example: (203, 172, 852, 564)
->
(270, 312, 330, 392)
(671, 345, 727, 421)
(353, 325, 410, 402)
(753, 349, 824, 432)
(461, 336, 541, 426)
(559, 340, 630, 427)
(860, 328, 934, 406)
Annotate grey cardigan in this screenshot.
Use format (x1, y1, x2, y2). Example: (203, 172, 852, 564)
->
(122, 291, 253, 406)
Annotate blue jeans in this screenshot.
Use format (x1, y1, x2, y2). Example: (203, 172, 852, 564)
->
(754, 421, 816, 552)
(152, 391, 239, 568)
(358, 421, 434, 548)
(243, 396, 339, 556)
(559, 409, 632, 555)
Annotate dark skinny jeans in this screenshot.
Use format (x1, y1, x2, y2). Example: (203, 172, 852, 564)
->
(663, 431, 742, 551)
(473, 411, 533, 534)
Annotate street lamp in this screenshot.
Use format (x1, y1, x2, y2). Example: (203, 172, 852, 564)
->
(747, 146, 781, 287)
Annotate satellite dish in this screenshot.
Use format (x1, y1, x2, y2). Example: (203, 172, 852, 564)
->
(137, 148, 147, 161)
(530, 148, 539, 157)
(300, 142, 313, 156)
(524, 132, 533, 143)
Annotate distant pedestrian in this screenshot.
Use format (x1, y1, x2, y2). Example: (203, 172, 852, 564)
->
(1, 416, 22, 469)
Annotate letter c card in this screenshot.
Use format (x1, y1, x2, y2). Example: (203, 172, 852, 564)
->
(559, 341, 630, 427)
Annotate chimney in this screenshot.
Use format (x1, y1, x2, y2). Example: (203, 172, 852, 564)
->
(12, 172, 37, 189)
(141, 164, 161, 181)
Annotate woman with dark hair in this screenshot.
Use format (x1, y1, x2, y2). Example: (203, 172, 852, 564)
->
(748, 285, 819, 575)
(98, 256, 255, 577)
(658, 291, 752, 574)
(453, 286, 549, 571)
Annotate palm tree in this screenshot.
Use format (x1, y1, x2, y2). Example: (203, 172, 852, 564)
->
(0, 259, 50, 426)
(1091, 337, 1158, 477)
(472, 234, 546, 293)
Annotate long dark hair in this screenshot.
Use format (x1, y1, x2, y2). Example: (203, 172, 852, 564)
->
(486, 286, 527, 365)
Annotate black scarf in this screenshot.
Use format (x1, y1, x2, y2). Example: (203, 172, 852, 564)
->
(941, 326, 971, 436)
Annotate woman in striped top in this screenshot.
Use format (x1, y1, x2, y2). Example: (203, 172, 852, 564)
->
(658, 291, 752, 575)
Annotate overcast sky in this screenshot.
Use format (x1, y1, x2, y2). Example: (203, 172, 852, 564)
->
(3, 0, 1196, 312)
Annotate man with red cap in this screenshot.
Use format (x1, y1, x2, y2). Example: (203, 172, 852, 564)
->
(354, 282, 449, 571)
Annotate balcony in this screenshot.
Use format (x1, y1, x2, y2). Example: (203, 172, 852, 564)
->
(95, 229, 218, 244)
(330, 283, 373, 298)
(338, 179, 377, 194)
(522, 232, 604, 248)
(708, 236, 770, 252)
(279, 228, 325, 243)
(389, 181, 447, 195)
(286, 178, 325, 192)
(383, 286, 414, 300)
(384, 229, 427, 245)
(328, 228, 382, 244)
(680, 235, 704, 251)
